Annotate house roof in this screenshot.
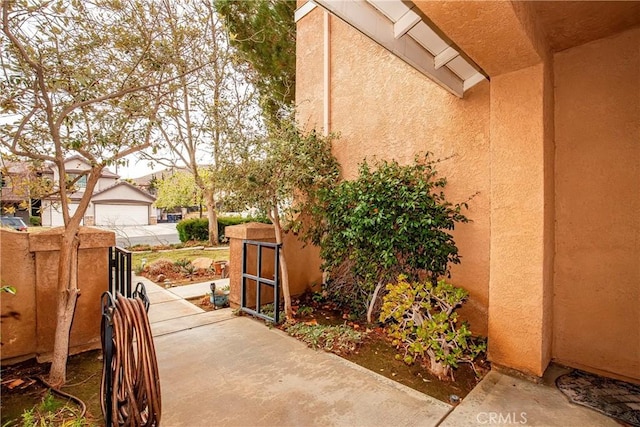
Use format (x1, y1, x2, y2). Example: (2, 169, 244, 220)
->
(91, 181, 156, 203)
(58, 155, 119, 178)
(299, 0, 488, 97)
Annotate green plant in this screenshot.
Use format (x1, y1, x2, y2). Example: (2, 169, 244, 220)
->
(29, 216, 41, 226)
(379, 275, 486, 381)
(176, 216, 271, 243)
(176, 218, 209, 242)
(296, 305, 314, 317)
(173, 258, 191, 268)
(285, 322, 366, 354)
(317, 154, 472, 320)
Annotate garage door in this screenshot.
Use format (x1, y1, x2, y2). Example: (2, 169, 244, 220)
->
(95, 204, 148, 226)
(46, 203, 82, 227)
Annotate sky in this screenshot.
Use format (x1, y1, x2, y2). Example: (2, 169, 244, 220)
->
(114, 155, 172, 179)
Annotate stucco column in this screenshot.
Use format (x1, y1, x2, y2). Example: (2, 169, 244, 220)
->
(488, 62, 554, 377)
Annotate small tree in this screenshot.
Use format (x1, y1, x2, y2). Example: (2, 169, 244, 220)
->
(380, 275, 486, 381)
(226, 120, 340, 319)
(318, 154, 473, 321)
(1, 1, 205, 386)
(154, 171, 202, 214)
(143, 0, 262, 245)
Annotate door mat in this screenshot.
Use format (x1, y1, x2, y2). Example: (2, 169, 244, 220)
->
(556, 369, 640, 426)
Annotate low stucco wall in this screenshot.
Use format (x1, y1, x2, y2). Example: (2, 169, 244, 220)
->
(553, 28, 640, 381)
(1, 227, 115, 364)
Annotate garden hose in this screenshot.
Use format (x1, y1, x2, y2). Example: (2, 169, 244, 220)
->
(101, 288, 161, 427)
(35, 375, 87, 419)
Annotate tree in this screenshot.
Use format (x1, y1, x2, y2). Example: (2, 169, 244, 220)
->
(215, 0, 296, 124)
(1, 0, 204, 386)
(226, 120, 340, 318)
(144, 0, 262, 245)
(154, 171, 201, 213)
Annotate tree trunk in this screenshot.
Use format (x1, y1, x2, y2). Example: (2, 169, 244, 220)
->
(48, 227, 80, 387)
(270, 206, 293, 319)
(426, 350, 452, 381)
(48, 165, 103, 387)
(204, 189, 218, 246)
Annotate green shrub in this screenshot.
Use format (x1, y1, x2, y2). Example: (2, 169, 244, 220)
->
(177, 215, 272, 243)
(379, 275, 486, 381)
(318, 153, 472, 318)
(176, 217, 208, 242)
(29, 216, 41, 226)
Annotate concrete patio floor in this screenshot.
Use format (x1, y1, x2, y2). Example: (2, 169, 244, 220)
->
(138, 277, 620, 427)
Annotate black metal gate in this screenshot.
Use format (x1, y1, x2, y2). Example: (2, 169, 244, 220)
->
(109, 246, 132, 298)
(240, 240, 282, 323)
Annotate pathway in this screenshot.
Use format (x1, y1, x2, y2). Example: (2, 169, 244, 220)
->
(138, 277, 620, 427)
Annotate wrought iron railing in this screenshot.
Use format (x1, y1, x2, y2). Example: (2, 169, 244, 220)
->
(240, 240, 282, 323)
(109, 246, 132, 298)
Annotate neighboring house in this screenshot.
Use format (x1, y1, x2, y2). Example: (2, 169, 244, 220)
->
(294, 2, 639, 383)
(0, 161, 41, 223)
(40, 156, 156, 227)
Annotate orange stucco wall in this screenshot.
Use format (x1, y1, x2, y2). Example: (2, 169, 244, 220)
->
(1, 227, 114, 364)
(296, 1, 639, 380)
(297, 10, 491, 335)
(553, 27, 640, 381)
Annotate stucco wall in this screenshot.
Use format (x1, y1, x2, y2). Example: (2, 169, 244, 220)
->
(1, 227, 114, 363)
(553, 28, 640, 381)
(297, 11, 491, 334)
(487, 63, 553, 377)
(0, 230, 37, 360)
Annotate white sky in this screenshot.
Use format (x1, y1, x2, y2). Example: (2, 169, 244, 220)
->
(114, 155, 170, 179)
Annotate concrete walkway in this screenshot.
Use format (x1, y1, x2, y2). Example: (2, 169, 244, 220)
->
(140, 277, 620, 427)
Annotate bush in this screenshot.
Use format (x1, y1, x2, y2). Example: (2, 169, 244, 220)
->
(29, 216, 41, 226)
(319, 154, 472, 317)
(379, 275, 485, 381)
(176, 215, 272, 243)
(176, 218, 208, 242)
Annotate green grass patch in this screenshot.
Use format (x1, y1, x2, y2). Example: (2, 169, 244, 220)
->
(132, 248, 229, 270)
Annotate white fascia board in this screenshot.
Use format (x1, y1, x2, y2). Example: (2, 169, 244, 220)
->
(295, 1, 317, 23)
(394, 9, 421, 39)
(434, 46, 459, 70)
(314, 0, 464, 97)
(463, 72, 487, 91)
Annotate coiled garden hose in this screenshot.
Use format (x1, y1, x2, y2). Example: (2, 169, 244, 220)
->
(101, 286, 161, 427)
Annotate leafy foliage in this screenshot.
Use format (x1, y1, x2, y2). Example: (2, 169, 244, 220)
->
(223, 119, 340, 318)
(379, 275, 485, 381)
(175, 215, 270, 243)
(154, 172, 201, 211)
(317, 154, 471, 316)
(285, 322, 366, 355)
(215, 0, 296, 124)
(176, 218, 209, 242)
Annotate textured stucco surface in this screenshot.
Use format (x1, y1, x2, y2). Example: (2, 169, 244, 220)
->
(414, 1, 542, 76)
(553, 28, 640, 381)
(488, 63, 552, 377)
(298, 13, 491, 335)
(1, 227, 114, 363)
(0, 230, 37, 361)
